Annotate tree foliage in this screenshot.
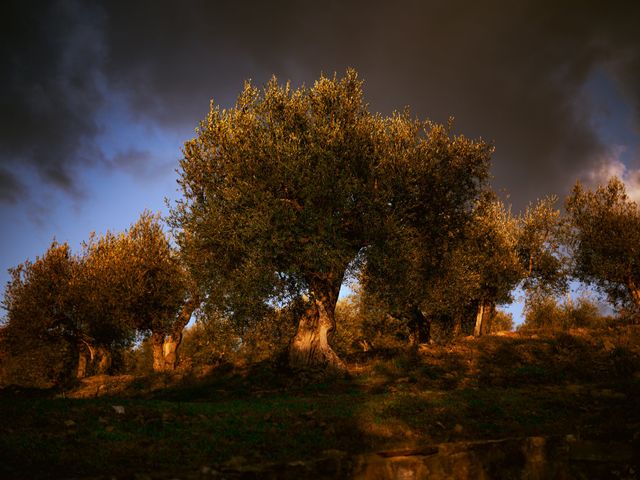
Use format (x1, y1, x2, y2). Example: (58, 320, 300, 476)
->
(1, 212, 194, 385)
(566, 177, 640, 313)
(1, 242, 82, 386)
(364, 192, 522, 339)
(518, 196, 567, 297)
(170, 70, 492, 369)
(521, 295, 606, 331)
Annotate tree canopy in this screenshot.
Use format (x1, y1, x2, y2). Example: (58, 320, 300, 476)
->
(566, 177, 640, 314)
(1, 212, 195, 385)
(170, 69, 492, 370)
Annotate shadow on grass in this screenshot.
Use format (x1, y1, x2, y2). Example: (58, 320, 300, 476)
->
(2, 329, 640, 479)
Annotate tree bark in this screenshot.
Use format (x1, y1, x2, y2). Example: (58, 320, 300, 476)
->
(474, 300, 493, 337)
(151, 296, 200, 372)
(76, 339, 95, 379)
(161, 297, 199, 371)
(627, 280, 640, 324)
(288, 274, 345, 373)
(151, 331, 165, 373)
(627, 279, 640, 309)
(631, 289, 640, 307)
(94, 345, 112, 374)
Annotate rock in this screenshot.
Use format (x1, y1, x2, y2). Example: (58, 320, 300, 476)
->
(112, 405, 125, 414)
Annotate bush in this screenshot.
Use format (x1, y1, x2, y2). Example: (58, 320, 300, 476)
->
(520, 295, 607, 331)
(0, 326, 76, 388)
(566, 298, 603, 328)
(489, 310, 514, 333)
(333, 296, 411, 355)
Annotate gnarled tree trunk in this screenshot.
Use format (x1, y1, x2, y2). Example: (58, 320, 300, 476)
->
(288, 273, 345, 373)
(627, 279, 640, 321)
(76, 341, 95, 379)
(151, 331, 165, 372)
(151, 296, 199, 372)
(94, 345, 112, 374)
(77, 340, 112, 377)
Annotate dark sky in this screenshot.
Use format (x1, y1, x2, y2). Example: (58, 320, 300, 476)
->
(1, 0, 640, 307)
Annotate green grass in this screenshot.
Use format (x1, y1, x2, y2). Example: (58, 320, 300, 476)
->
(2, 329, 640, 479)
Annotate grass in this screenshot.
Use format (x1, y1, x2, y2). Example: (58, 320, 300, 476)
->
(2, 325, 640, 479)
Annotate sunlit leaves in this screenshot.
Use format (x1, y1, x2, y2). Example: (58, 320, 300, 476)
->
(171, 70, 492, 333)
(566, 177, 640, 310)
(1, 212, 190, 385)
(517, 196, 567, 297)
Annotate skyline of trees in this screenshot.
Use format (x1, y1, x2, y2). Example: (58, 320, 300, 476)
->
(1, 70, 637, 386)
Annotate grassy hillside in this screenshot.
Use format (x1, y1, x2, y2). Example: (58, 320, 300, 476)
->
(1, 326, 639, 479)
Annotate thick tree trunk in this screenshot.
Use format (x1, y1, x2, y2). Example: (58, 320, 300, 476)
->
(627, 281, 640, 324)
(151, 296, 199, 372)
(628, 279, 640, 311)
(77, 351, 89, 379)
(631, 289, 640, 306)
(94, 346, 112, 374)
(76, 340, 94, 379)
(151, 332, 165, 373)
(288, 274, 345, 373)
(474, 300, 493, 337)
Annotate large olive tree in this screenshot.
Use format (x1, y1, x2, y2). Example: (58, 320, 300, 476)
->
(170, 70, 492, 372)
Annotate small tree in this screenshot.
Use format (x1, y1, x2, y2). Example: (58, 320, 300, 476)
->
(1, 242, 82, 386)
(463, 195, 524, 336)
(566, 178, 640, 317)
(77, 231, 136, 376)
(489, 310, 514, 333)
(117, 212, 200, 372)
(171, 70, 491, 372)
(517, 196, 568, 318)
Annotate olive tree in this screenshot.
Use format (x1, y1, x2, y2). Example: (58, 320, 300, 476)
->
(1, 212, 197, 387)
(566, 177, 640, 316)
(170, 70, 492, 372)
(84, 212, 198, 372)
(1, 242, 85, 385)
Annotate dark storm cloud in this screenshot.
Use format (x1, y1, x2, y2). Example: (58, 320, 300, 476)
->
(95, 0, 640, 208)
(112, 148, 174, 180)
(2, 0, 640, 210)
(0, 167, 26, 203)
(0, 0, 106, 202)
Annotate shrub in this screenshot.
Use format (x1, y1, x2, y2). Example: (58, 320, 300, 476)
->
(489, 310, 514, 333)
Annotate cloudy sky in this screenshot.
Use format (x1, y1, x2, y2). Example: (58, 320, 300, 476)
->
(1, 0, 640, 318)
